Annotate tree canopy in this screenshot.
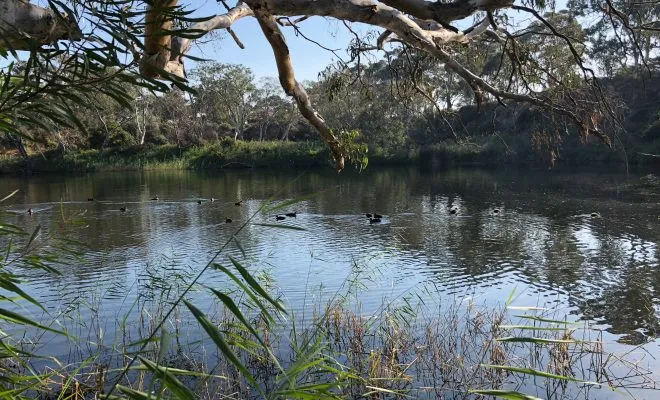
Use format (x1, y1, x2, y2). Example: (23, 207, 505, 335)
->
(1, 0, 658, 169)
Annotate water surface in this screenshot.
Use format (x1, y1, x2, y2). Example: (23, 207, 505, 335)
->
(1, 167, 659, 383)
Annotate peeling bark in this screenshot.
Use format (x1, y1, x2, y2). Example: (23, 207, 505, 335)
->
(141, 2, 253, 79)
(0, 0, 81, 50)
(252, 5, 345, 170)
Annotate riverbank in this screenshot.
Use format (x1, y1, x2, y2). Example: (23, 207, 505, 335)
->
(1, 137, 658, 174)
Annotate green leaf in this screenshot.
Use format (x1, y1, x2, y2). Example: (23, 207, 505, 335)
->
(252, 223, 306, 231)
(499, 325, 569, 331)
(108, 385, 152, 399)
(184, 300, 262, 395)
(0, 277, 45, 311)
(514, 315, 576, 324)
(263, 192, 320, 213)
(229, 257, 286, 313)
(480, 364, 605, 386)
(137, 356, 195, 399)
(496, 336, 575, 344)
(211, 263, 276, 324)
(0, 308, 67, 336)
(0, 189, 19, 203)
(23, 225, 41, 254)
(232, 235, 246, 258)
(468, 389, 544, 400)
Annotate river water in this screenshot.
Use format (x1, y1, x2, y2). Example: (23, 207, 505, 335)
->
(1, 167, 659, 396)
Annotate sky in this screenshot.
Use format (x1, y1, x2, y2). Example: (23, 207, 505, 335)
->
(185, 1, 362, 81)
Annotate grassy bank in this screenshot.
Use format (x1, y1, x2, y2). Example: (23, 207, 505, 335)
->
(0, 141, 334, 173)
(1, 136, 658, 175)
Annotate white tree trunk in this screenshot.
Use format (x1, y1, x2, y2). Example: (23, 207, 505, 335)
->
(0, 0, 81, 50)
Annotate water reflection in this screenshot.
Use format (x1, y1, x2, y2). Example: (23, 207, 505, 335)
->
(1, 167, 658, 342)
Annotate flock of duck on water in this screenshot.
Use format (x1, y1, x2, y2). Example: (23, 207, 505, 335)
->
(23, 200, 511, 223)
(24, 200, 601, 222)
(24, 197, 300, 224)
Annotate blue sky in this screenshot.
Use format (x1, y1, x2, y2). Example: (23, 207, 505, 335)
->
(186, 1, 360, 81)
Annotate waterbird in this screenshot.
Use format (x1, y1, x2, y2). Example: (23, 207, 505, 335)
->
(27, 208, 33, 215)
(225, 218, 232, 223)
(275, 215, 286, 221)
(211, 198, 216, 202)
(369, 217, 381, 224)
(590, 212, 601, 218)
(151, 196, 159, 201)
(285, 212, 296, 218)
(365, 213, 373, 218)
(493, 208, 500, 214)
(197, 200, 203, 204)
(449, 207, 458, 215)
(235, 200, 243, 206)
(87, 198, 94, 202)
(119, 206, 127, 212)
(373, 213, 383, 219)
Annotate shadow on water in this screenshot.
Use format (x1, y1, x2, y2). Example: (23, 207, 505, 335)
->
(0, 166, 658, 348)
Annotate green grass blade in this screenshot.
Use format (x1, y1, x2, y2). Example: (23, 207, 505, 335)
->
(210, 288, 266, 346)
(469, 389, 543, 400)
(0, 278, 45, 311)
(0, 189, 19, 203)
(23, 225, 41, 253)
(514, 315, 576, 324)
(184, 300, 262, 395)
(499, 325, 569, 331)
(481, 364, 606, 386)
(229, 257, 286, 313)
(232, 235, 246, 258)
(252, 223, 306, 231)
(110, 385, 152, 399)
(263, 192, 320, 213)
(0, 308, 67, 336)
(211, 263, 275, 324)
(137, 356, 195, 399)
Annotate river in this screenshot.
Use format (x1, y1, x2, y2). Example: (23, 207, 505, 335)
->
(1, 166, 658, 397)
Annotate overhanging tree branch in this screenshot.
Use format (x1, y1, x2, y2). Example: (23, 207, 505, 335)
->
(251, 3, 346, 170)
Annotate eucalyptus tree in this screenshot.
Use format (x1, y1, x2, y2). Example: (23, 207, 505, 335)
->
(568, 0, 660, 75)
(2, 0, 656, 169)
(193, 62, 257, 140)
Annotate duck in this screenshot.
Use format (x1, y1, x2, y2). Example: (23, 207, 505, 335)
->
(590, 212, 601, 218)
(449, 208, 458, 215)
(365, 213, 373, 218)
(235, 201, 243, 206)
(119, 206, 127, 212)
(27, 208, 33, 215)
(87, 197, 94, 202)
(373, 213, 383, 219)
(225, 218, 232, 223)
(275, 215, 286, 221)
(210, 198, 216, 203)
(493, 208, 500, 214)
(285, 212, 297, 218)
(197, 200, 203, 204)
(151, 196, 159, 201)
(369, 217, 381, 224)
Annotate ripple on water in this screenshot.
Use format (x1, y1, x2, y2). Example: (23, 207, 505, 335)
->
(2, 169, 659, 361)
